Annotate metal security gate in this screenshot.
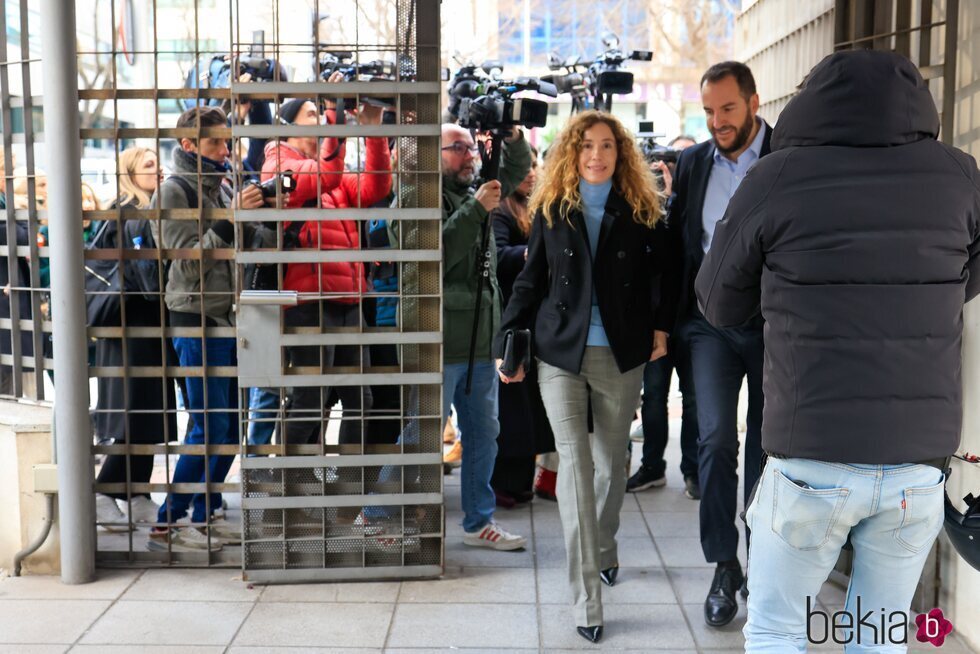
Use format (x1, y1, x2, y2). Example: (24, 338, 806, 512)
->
(232, 1, 445, 582)
(0, 0, 447, 578)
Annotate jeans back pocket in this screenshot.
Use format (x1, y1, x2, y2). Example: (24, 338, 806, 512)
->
(895, 474, 945, 553)
(772, 469, 850, 551)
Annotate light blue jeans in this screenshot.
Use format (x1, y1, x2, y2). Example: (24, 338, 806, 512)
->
(444, 361, 499, 532)
(158, 337, 237, 524)
(364, 363, 498, 533)
(744, 457, 946, 653)
(246, 387, 279, 453)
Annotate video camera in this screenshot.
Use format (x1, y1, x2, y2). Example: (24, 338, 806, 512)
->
(640, 142, 681, 166)
(183, 51, 287, 111)
(543, 33, 651, 113)
(318, 51, 396, 81)
(446, 60, 504, 119)
(636, 121, 682, 165)
(316, 51, 414, 110)
(542, 53, 588, 96)
(447, 60, 557, 131)
(457, 78, 557, 131)
(589, 33, 652, 97)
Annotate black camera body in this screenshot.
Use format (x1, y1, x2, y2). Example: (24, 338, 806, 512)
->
(249, 170, 295, 199)
(317, 51, 413, 109)
(543, 70, 587, 95)
(544, 34, 652, 113)
(456, 77, 557, 131)
(447, 60, 505, 121)
(182, 55, 287, 111)
(589, 41, 652, 98)
(240, 56, 286, 82)
(319, 52, 397, 82)
(541, 54, 588, 96)
(642, 146, 681, 165)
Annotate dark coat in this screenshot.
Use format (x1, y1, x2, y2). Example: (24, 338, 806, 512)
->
(491, 203, 555, 457)
(93, 200, 178, 445)
(0, 209, 34, 361)
(695, 50, 980, 464)
(671, 120, 772, 323)
(494, 189, 681, 375)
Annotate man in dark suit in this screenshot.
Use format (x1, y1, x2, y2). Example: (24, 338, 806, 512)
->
(667, 61, 771, 628)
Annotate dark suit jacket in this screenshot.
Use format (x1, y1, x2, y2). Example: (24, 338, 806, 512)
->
(670, 122, 772, 321)
(493, 189, 681, 375)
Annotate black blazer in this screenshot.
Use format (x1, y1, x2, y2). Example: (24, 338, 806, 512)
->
(493, 189, 680, 374)
(670, 122, 772, 321)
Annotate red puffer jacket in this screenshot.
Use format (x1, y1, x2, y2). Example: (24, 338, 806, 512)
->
(264, 137, 392, 303)
(261, 136, 343, 207)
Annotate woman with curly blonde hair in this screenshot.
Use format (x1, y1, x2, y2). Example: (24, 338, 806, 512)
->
(493, 110, 681, 642)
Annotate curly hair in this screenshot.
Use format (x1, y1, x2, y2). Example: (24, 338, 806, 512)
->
(529, 110, 664, 229)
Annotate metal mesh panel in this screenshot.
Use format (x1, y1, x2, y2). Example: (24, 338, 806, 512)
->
(232, 0, 444, 582)
(0, 0, 50, 402)
(38, 0, 448, 578)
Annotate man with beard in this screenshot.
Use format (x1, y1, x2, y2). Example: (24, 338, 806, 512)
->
(664, 61, 771, 627)
(440, 122, 531, 550)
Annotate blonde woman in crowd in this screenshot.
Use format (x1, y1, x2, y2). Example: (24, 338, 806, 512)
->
(92, 146, 178, 530)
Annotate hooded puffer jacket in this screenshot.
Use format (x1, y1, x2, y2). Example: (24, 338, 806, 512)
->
(696, 50, 980, 464)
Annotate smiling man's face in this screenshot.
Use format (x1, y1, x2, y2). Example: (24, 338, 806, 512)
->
(702, 74, 759, 156)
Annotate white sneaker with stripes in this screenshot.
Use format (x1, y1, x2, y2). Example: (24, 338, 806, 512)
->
(462, 522, 527, 551)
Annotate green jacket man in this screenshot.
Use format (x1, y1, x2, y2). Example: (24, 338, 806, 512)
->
(441, 125, 531, 364)
(436, 122, 531, 551)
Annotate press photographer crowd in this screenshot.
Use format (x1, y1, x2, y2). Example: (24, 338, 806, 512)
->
(5, 35, 980, 650)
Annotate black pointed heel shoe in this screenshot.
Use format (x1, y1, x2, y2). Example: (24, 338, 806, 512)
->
(599, 566, 619, 587)
(577, 625, 603, 643)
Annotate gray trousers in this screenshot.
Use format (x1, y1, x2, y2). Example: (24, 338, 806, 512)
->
(537, 347, 645, 627)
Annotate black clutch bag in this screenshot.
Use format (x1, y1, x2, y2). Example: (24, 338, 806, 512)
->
(499, 329, 531, 377)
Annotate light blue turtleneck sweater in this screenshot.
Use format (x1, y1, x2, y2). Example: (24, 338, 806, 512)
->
(580, 178, 612, 347)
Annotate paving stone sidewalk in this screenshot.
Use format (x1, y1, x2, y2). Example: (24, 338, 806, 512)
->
(1, 420, 975, 653)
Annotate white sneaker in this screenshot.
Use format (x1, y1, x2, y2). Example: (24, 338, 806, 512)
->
(121, 496, 160, 524)
(629, 419, 645, 442)
(146, 527, 221, 552)
(206, 516, 242, 545)
(147, 527, 222, 552)
(463, 522, 527, 551)
(96, 494, 130, 532)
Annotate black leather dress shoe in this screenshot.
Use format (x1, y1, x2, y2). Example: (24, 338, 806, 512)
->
(600, 566, 619, 587)
(740, 576, 749, 599)
(704, 564, 744, 627)
(577, 626, 603, 643)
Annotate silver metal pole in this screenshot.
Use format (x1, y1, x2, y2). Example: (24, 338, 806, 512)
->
(39, 0, 95, 584)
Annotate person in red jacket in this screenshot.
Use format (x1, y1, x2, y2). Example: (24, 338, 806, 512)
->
(261, 97, 344, 206)
(262, 97, 392, 448)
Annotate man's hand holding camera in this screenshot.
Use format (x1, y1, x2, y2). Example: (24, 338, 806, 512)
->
(233, 183, 269, 216)
(475, 180, 502, 212)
